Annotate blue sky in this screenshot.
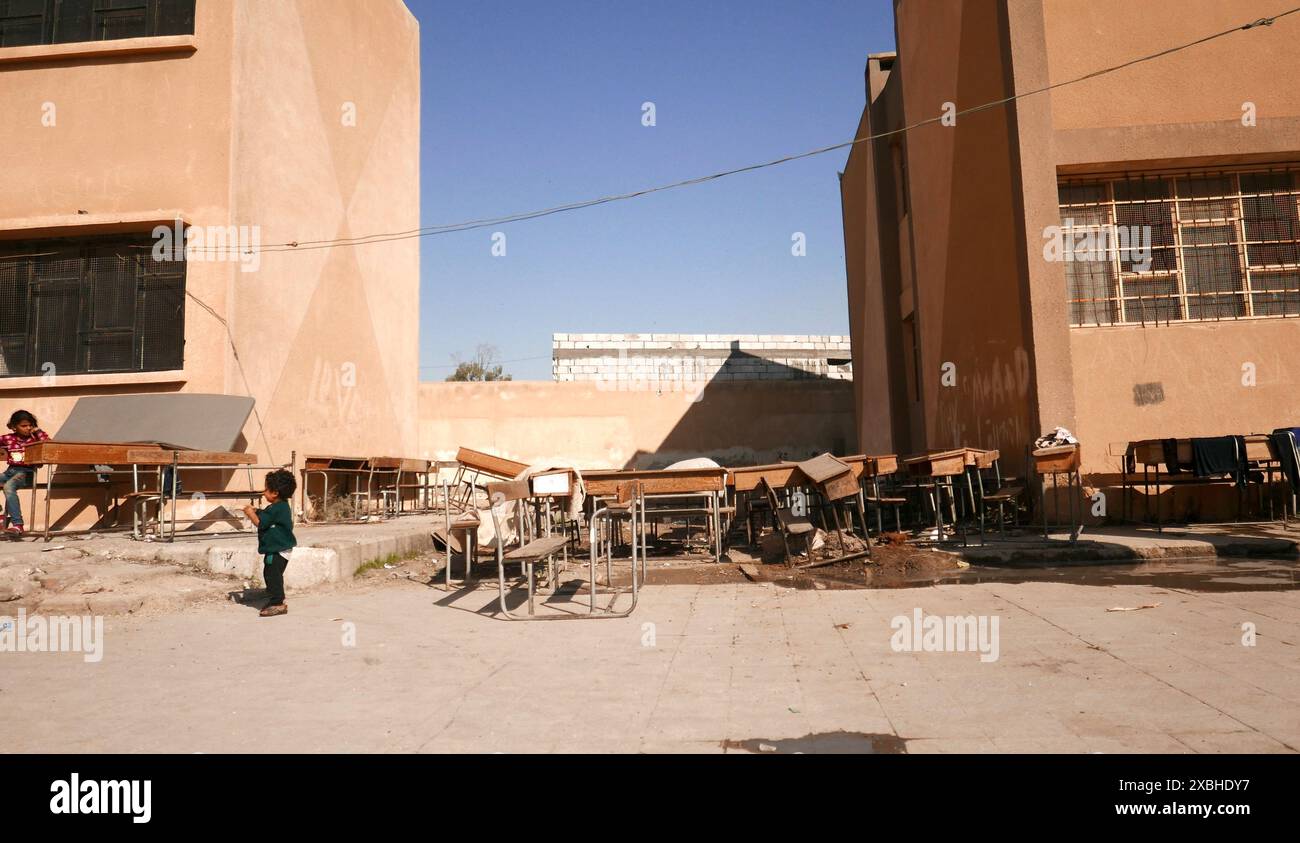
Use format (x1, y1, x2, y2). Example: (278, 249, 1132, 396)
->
(412, 0, 896, 380)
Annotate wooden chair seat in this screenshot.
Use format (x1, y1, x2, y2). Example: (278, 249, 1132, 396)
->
(504, 534, 569, 561)
(983, 485, 1024, 502)
(865, 494, 907, 505)
(775, 508, 815, 534)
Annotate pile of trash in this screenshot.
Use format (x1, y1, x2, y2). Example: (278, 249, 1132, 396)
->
(1034, 426, 1079, 449)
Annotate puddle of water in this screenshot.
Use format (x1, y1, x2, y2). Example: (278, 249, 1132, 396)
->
(721, 731, 907, 754)
(931, 557, 1300, 592)
(776, 574, 865, 591)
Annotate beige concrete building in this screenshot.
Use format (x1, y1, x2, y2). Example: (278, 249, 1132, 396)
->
(842, 0, 1300, 485)
(0, 0, 420, 468)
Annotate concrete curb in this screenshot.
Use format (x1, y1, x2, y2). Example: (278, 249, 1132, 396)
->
(957, 536, 1298, 566)
(147, 528, 437, 588)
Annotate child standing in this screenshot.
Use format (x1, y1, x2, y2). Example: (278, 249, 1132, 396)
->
(2, 410, 51, 537)
(242, 469, 297, 617)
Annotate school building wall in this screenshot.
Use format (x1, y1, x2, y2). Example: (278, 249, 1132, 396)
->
(1034, 0, 1300, 478)
(845, 0, 1041, 475)
(0, 0, 420, 531)
(844, 0, 1300, 485)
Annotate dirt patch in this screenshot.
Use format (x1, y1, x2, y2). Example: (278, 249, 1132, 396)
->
(354, 551, 444, 584)
(741, 547, 962, 590)
(741, 529, 964, 590)
(865, 542, 966, 584)
(635, 563, 749, 586)
(1, 554, 243, 617)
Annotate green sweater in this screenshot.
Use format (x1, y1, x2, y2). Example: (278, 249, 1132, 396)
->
(257, 499, 297, 556)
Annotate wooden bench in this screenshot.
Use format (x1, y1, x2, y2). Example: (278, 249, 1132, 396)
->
(483, 479, 634, 621)
(1124, 436, 1280, 529)
(504, 533, 569, 562)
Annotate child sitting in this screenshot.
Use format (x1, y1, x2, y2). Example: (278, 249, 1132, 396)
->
(1, 410, 50, 537)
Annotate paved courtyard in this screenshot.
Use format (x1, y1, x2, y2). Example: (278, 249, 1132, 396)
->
(5, 571, 1297, 753)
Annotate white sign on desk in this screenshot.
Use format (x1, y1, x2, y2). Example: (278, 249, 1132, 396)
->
(531, 472, 571, 495)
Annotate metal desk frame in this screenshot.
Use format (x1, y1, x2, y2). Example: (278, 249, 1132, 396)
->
(23, 442, 279, 543)
(1121, 436, 1284, 532)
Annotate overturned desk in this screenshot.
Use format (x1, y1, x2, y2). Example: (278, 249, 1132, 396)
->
(728, 454, 898, 542)
(793, 453, 870, 563)
(451, 447, 530, 507)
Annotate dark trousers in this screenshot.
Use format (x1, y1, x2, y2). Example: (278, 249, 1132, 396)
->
(263, 553, 289, 604)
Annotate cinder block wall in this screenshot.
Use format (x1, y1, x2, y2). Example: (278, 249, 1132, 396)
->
(552, 334, 852, 383)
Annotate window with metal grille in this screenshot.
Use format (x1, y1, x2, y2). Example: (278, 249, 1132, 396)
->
(0, 233, 185, 378)
(1058, 166, 1300, 327)
(0, 0, 193, 48)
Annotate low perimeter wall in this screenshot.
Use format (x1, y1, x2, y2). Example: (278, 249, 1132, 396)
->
(418, 379, 857, 469)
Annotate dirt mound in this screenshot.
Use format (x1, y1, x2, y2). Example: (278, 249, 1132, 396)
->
(746, 530, 964, 589)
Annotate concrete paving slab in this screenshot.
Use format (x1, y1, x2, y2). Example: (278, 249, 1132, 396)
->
(4, 564, 1298, 753)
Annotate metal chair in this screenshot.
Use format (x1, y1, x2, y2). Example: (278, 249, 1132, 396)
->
(759, 479, 816, 561)
(488, 479, 639, 620)
(977, 457, 1025, 537)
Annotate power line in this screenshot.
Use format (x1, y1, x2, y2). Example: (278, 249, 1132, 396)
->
(183, 290, 276, 464)
(188, 6, 1299, 257)
(175, 7, 1297, 430)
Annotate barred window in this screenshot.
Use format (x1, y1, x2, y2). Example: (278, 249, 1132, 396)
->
(1058, 167, 1300, 326)
(0, 0, 194, 48)
(0, 234, 185, 378)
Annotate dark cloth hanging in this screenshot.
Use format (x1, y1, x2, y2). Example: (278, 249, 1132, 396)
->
(1270, 430, 1300, 494)
(1161, 438, 1183, 474)
(1190, 436, 1247, 485)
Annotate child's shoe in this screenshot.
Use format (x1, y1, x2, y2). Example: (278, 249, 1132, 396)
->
(5, 524, 24, 538)
(259, 603, 288, 617)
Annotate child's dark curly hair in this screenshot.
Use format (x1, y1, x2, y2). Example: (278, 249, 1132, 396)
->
(264, 468, 297, 500)
(7, 410, 38, 429)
